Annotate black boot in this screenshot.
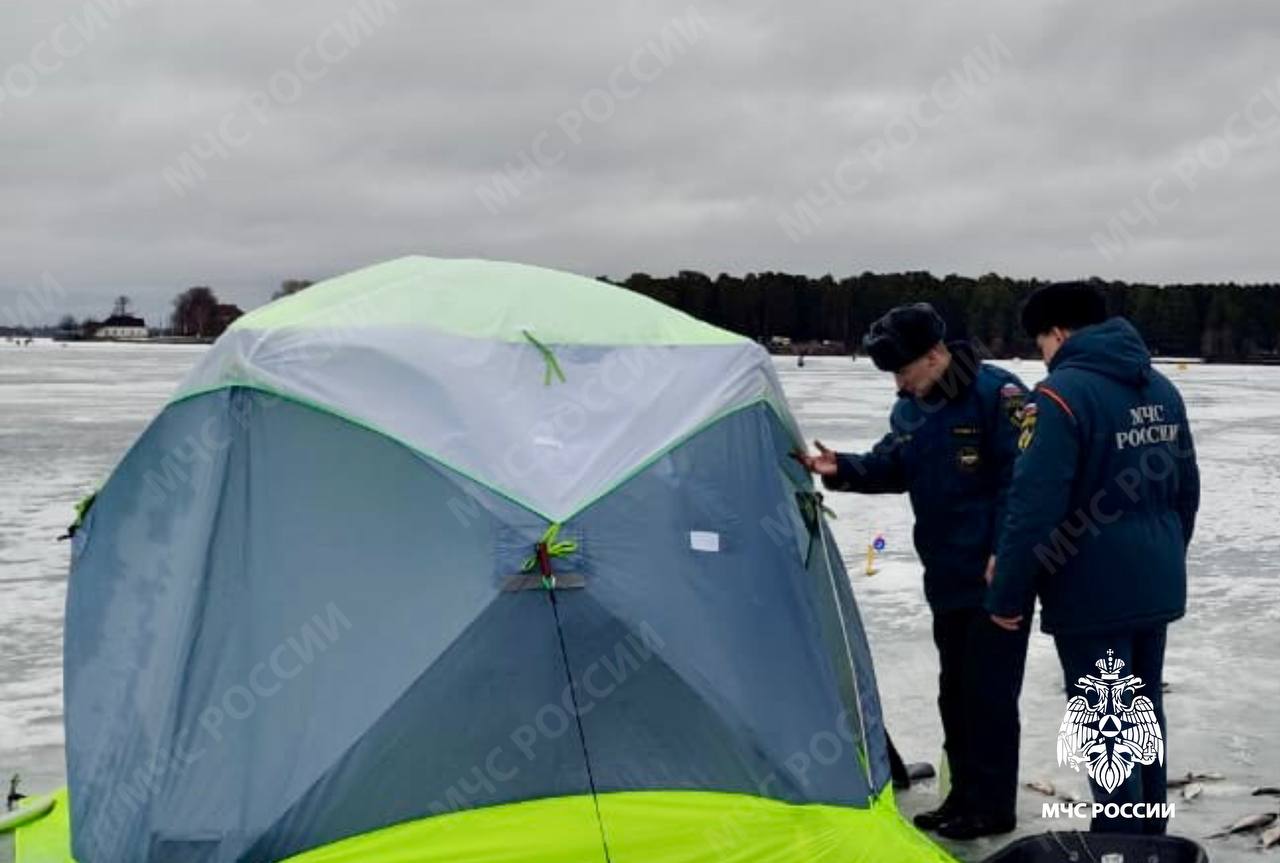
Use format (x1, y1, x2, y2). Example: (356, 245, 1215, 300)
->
(934, 812, 1016, 840)
(912, 795, 963, 831)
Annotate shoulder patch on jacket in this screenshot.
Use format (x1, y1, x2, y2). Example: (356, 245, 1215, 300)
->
(999, 381, 1025, 428)
(1018, 403, 1038, 451)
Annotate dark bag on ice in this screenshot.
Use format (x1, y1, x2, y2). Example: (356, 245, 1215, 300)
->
(983, 831, 1207, 863)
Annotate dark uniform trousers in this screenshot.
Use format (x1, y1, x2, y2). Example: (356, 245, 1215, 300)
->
(1053, 627, 1168, 835)
(932, 606, 1031, 819)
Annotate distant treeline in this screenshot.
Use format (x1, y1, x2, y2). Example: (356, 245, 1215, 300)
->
(608, 272, 1280, 361)
(6, 271, 1278, 361)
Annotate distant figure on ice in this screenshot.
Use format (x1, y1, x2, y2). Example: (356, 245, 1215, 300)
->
(793, 303, 1030, 840)
(987, 283, 1200, 835)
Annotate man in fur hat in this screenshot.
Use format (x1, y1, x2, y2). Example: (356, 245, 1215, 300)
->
(795, 303, 1030, 840)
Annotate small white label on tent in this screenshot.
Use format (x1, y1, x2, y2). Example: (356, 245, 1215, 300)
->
(533, 435, 563, 449)
(689, 531, 720, 553)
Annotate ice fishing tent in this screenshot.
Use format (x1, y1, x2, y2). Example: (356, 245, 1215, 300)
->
(55, 257, 952, 862)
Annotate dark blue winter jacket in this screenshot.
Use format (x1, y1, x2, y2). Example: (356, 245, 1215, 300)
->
(986, 318, 1200, 635)
(824, 343, 1028, 612)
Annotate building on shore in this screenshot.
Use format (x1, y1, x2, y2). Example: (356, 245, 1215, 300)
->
(92, 314, 148, 340)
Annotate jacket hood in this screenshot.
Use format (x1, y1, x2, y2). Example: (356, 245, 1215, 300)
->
(1050, 317, 1151, 386)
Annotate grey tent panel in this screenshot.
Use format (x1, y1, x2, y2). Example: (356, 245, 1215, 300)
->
(66, 392, 577, 860)
(564, 404, 882, 807)
(243, 591, 595, 862)
(66, 391, 894, 861)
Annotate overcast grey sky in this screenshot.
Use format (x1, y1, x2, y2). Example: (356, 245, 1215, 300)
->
(3, 0, 1280, 326)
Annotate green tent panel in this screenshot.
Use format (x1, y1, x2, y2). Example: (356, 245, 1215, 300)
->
(282, 791, 947, 863)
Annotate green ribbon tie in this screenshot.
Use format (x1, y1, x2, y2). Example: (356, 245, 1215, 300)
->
(521, 523, 578, 589)
(60, 490, 98, 539)
(522, 329, 566, 386)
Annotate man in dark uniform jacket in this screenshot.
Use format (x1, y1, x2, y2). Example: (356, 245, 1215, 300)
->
(794, 303, 1030, 840)
(987, 284, 1200, 834)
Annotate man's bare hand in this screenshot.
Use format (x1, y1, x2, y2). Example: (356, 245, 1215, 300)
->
(791, 440, 839, 477)
(984, 555, 996, 586)
(989, 613, 1023, 632)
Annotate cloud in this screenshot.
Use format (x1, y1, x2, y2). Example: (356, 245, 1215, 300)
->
(3, 0, 1280, 327)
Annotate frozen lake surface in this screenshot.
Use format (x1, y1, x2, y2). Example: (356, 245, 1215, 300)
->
(1, 343, 1277, 861)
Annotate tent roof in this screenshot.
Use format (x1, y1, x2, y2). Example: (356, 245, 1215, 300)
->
(172, 256, 798, 520)
(233, 256, 746, 346)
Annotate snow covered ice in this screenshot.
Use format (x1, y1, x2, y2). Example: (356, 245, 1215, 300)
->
(1, 344, 1277, 861)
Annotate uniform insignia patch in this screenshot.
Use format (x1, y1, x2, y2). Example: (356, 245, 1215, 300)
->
(1018, 403, 1038, 451)
(956, 445, 981, 472)
(1000, 382, 1025, 428)
(951, 425, 980, 436)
